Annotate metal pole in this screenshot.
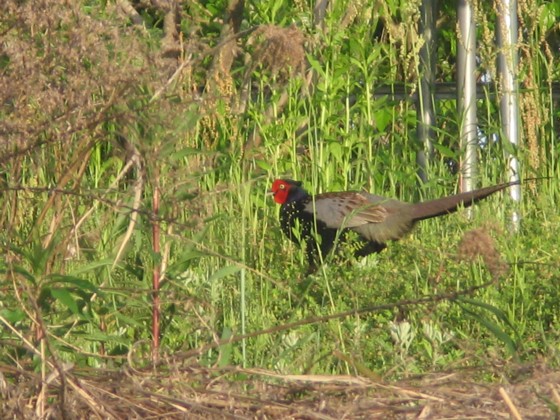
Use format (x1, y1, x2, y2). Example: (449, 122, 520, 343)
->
(457, 0, 478, 193)
(496, 0, 522, 228)
(416, 0, 438, 184)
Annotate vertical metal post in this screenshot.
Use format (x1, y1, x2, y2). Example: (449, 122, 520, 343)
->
(496, 0, 522, 227)
(416, 0, 438, 184)
(457, 0, 478, 193)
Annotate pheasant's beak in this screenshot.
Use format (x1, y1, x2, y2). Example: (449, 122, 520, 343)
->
(267, 190, 275, 197)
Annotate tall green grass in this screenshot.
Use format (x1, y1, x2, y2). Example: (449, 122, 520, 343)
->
(0, 0, 559, 380)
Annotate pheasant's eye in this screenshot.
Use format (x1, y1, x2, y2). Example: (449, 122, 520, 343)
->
(279, 184, 286, 190)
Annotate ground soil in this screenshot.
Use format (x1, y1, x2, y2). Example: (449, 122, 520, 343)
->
(2, 361, 558, 419)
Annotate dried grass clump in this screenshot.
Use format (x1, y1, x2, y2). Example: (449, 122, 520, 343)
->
(0, 0, 150, 159)
(250, 25, 306, 77)
(1, 362, 558, 418)
(457, 228, 509, 279)
(0, 0, 178, 244)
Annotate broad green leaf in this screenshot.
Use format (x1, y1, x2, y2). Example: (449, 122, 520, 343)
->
(458, 304, 517, 356)
(256, 160, 272, 171)
(69, 259, 114, 276)
(307, 54, 326, 77)
(45, 274, 100, 293)
(50, 288, 79, 315)
(0, 308, 26, 323)
(218, 326, 233, 367)
(209, 265, 241, 282)
(83, 332, 132, 344)
(457, 297, 516, 331)
(432, 143, 458, 159)
(0, 265, 37, 285)
(328, 141, 343, 162)
(114, 312, 145, 328)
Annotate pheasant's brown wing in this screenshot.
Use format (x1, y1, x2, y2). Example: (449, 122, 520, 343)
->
(304, 192, 391, 229)
(304, 192, 417, 244)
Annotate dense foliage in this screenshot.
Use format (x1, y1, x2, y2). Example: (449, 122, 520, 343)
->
(1, 0, 559, 385)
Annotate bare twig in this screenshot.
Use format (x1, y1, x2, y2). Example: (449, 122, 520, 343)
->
(112, 142, 144, 269)
(179, 279, 495, 360)
(499, 387, 522, 420)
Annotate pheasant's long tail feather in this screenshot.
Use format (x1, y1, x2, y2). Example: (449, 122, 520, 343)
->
(410, 181, 519, 222)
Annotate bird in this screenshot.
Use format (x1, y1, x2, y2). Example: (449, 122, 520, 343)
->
(270, 178, 519, 270)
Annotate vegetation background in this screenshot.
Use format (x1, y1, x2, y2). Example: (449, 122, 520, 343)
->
(1, 0, 559, 416)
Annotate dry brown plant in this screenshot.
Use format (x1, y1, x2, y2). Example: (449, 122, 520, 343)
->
(250, 24, 306, 77)
(457, 227, 509, 280)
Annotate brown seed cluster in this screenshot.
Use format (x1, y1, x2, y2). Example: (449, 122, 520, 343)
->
(457, 228, 509, 280)
(250, 25, 306, 77)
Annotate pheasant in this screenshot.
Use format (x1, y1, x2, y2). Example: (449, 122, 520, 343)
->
(271, 179, 518, 269)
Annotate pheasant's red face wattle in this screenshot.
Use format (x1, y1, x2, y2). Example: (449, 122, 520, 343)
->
(271, 179, 291, 204)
